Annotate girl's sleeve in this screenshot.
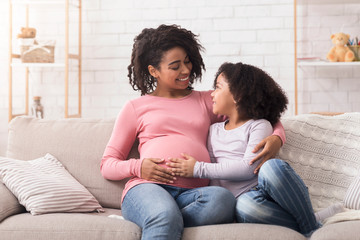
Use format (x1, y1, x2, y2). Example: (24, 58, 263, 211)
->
(194, 120, 273, 180)
(272, 121, 286, 145)
(100, 101, 142, 180)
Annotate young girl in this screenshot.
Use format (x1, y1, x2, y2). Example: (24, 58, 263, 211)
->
(101, 25, 286, 240)
(167, 62, 324, 237)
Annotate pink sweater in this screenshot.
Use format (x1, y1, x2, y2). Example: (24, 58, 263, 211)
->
(100, 90, 286, 201)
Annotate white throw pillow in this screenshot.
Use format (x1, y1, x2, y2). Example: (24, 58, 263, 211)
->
(0, 153, 104, 215)
(344, 173, 360, 210)
(278, 113, 360, 210)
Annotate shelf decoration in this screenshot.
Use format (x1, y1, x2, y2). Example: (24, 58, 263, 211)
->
(326, 32, 355, 62)
(19, 39, 56, 63)
(8, 0, 82, 121)
(16, 27, 36, 38)
(17, 27, 56, 63)
(31, 96, 44, 119)
(348, 37, 360, 61)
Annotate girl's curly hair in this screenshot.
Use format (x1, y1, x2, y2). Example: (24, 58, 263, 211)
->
(214, 62, 288, 125)
(128, 24, 205, 95)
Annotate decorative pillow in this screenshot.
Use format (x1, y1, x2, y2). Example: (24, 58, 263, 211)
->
(344, 173, 360, 210)
(278, 113, 360, 210)
(0, 153, 104, 215)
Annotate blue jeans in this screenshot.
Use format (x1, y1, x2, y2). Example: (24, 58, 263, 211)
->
(235, 159, 321, 237)
(121, 183, 235, 240)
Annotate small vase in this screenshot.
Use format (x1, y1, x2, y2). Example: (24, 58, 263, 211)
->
(31, 96, 44, 119)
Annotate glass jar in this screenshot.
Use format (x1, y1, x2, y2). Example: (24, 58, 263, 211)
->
(31, 96, 44, 119)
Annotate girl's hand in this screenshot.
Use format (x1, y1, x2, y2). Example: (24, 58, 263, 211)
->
(141, 158, 176, 183)
(167, 153, 196, 177)
(249, 135, 282, 174)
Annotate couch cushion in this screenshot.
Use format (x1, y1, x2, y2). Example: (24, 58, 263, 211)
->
(0, 212, 306, 240)
(0, 153, 103, 215)
(310, 220, 360, 240)
(0, 209, 141, 240)
(182, 223, 306, 240)
(0, 183, 25, 222)
(6, 117, 139, 209)
(278, 113, 360, 210)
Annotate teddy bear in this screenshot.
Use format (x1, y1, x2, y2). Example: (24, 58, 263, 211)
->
(326, 32, 355, 62)
(17, 27, 37, 39)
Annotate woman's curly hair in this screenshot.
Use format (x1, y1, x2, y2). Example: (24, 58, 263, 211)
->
(214, 62, 288, 125)
(128, 24, 205, 95)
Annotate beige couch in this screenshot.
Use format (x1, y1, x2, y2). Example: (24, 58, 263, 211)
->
(1, 113, 360, 240)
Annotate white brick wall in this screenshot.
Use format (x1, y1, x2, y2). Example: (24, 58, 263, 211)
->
(0, 0, 359, 156)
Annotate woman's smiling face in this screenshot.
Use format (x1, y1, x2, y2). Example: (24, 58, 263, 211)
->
(149, 47, 193, 95)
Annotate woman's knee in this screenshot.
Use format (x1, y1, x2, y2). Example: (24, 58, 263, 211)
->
(186, 186, 235, 226)
(208, 187, 236, 214)
(122, 184, 183, 233)
(212, 187, 236, 221)
(212, 186, 236, 204)
(143, 201, 184, 239)
(149, 207, 183, 226)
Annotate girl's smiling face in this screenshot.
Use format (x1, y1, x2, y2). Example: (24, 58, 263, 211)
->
(149, 47, 193, 97)
(211, 73, 236, 116)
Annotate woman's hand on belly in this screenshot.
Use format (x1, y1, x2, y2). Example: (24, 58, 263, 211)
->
(141, 158, 177, 183)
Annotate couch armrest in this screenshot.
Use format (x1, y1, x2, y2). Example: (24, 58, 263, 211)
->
(0, 183, 25, 222)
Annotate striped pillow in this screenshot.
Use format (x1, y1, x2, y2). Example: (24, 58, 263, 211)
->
(344, 174, 360, 210)
(0, 153, 104, 215)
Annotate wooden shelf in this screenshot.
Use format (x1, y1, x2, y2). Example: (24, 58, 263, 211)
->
(298, 60, 360, 67)
(296, 0, 359, 4)
(11, 0, 79, 7)
(293, 0, 360, 115)
(11, 62, 66, 68)
(8, 0, 82, 121)
(12, 0, 63, 4)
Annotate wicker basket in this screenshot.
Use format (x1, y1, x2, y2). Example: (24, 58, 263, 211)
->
(19, 39, 55, 63)
(349, 45, 360, 61)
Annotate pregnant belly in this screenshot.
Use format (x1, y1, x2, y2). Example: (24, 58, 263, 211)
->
(140, 135, 210, 188)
